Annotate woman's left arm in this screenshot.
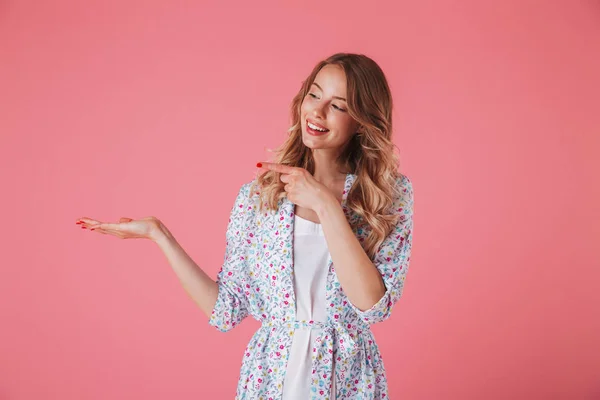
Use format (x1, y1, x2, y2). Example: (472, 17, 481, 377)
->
(317, 177, 415, 323)
(315, 198, 387, 311)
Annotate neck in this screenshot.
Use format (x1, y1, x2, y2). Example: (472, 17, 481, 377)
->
(311, 150, 348, 185)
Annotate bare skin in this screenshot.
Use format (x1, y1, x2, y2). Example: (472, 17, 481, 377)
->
(76, 216, 161, 240)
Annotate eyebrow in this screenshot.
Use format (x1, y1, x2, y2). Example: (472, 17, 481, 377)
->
(311, 82, 347, 102)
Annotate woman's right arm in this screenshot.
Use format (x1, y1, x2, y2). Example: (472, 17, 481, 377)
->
(154, 182, 253, 332)
(153, 223, 219, 320)
(78, 183, 253, 330)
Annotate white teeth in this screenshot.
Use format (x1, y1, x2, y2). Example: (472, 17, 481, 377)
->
(308, 121, 328, 132)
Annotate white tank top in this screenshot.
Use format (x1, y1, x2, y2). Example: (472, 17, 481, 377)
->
(282, 214, 335, 399)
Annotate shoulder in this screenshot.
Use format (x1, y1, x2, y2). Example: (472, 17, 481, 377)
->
(395, 173, 413, 199)
(239, 177, 260, 201)
(237, 179, 254, 199)
(393, 173, 414, 216)
(232, 177, 261, 214)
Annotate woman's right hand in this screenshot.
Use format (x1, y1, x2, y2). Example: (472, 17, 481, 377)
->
(76, 216, 164, 242)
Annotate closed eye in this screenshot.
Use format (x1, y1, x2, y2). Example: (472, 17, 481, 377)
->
(308, 93, 346, 112)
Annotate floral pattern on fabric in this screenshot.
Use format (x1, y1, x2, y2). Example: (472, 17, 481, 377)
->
(209, 173, 414, 399)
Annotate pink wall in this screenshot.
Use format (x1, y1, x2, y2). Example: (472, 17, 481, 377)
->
(1, 1, 598, 398)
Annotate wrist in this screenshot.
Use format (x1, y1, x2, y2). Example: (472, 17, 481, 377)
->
(315, 192, 339, 219)
(151, 220, 172, 244)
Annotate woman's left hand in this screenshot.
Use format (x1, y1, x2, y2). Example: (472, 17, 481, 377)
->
(257, 162, 334, 211)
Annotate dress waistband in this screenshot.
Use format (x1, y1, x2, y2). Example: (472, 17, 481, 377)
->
(258, 317, 373, 399)
(260, 317, 361, 361)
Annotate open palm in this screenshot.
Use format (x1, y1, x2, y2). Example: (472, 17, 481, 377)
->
(76, 216, 162, 241)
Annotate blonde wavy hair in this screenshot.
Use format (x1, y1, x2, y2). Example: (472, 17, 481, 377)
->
(250, 53, 404, 260)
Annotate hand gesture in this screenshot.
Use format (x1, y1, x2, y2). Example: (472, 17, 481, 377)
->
(257, 162, 334, 211)
(75, 216, 163, 242)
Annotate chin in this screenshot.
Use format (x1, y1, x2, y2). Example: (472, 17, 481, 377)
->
(301, 134, 322, 149)
(301, 136, 317, 149)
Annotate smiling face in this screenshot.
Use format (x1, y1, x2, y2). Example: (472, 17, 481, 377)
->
(300, 64, 360, 154)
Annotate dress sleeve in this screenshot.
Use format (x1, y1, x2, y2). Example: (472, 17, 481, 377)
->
(351, 175, 415, 325)
(208, 182, 253, 332)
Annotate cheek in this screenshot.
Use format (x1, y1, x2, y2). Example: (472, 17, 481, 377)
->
(300, 101, 310, 116)
(330, 115, 353, 133)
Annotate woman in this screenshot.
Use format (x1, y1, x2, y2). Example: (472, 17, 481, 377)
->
(76, 52, 414, 399)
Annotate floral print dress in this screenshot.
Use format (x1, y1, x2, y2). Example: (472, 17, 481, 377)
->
(209, 173, 415, 399)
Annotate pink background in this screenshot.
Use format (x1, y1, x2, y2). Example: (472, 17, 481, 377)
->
(1, 0, 599, 399)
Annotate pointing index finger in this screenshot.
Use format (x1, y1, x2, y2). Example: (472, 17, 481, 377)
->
(258, 162, 296, 174)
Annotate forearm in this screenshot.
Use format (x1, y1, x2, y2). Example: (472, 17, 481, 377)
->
(153, 221, 219, 319)
(316, 196, 386, 311)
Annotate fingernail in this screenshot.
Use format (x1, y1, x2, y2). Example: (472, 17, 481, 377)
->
(76, 221, 82, 224)
(81, 226, 86, 229)
(256, 162, 262, 168)
(90, 228, 95, 231)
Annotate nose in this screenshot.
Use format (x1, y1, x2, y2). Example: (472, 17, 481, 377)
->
(311, 103, 326, 119)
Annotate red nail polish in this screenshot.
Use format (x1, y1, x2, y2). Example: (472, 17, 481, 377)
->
(256, 162, 262, 168)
